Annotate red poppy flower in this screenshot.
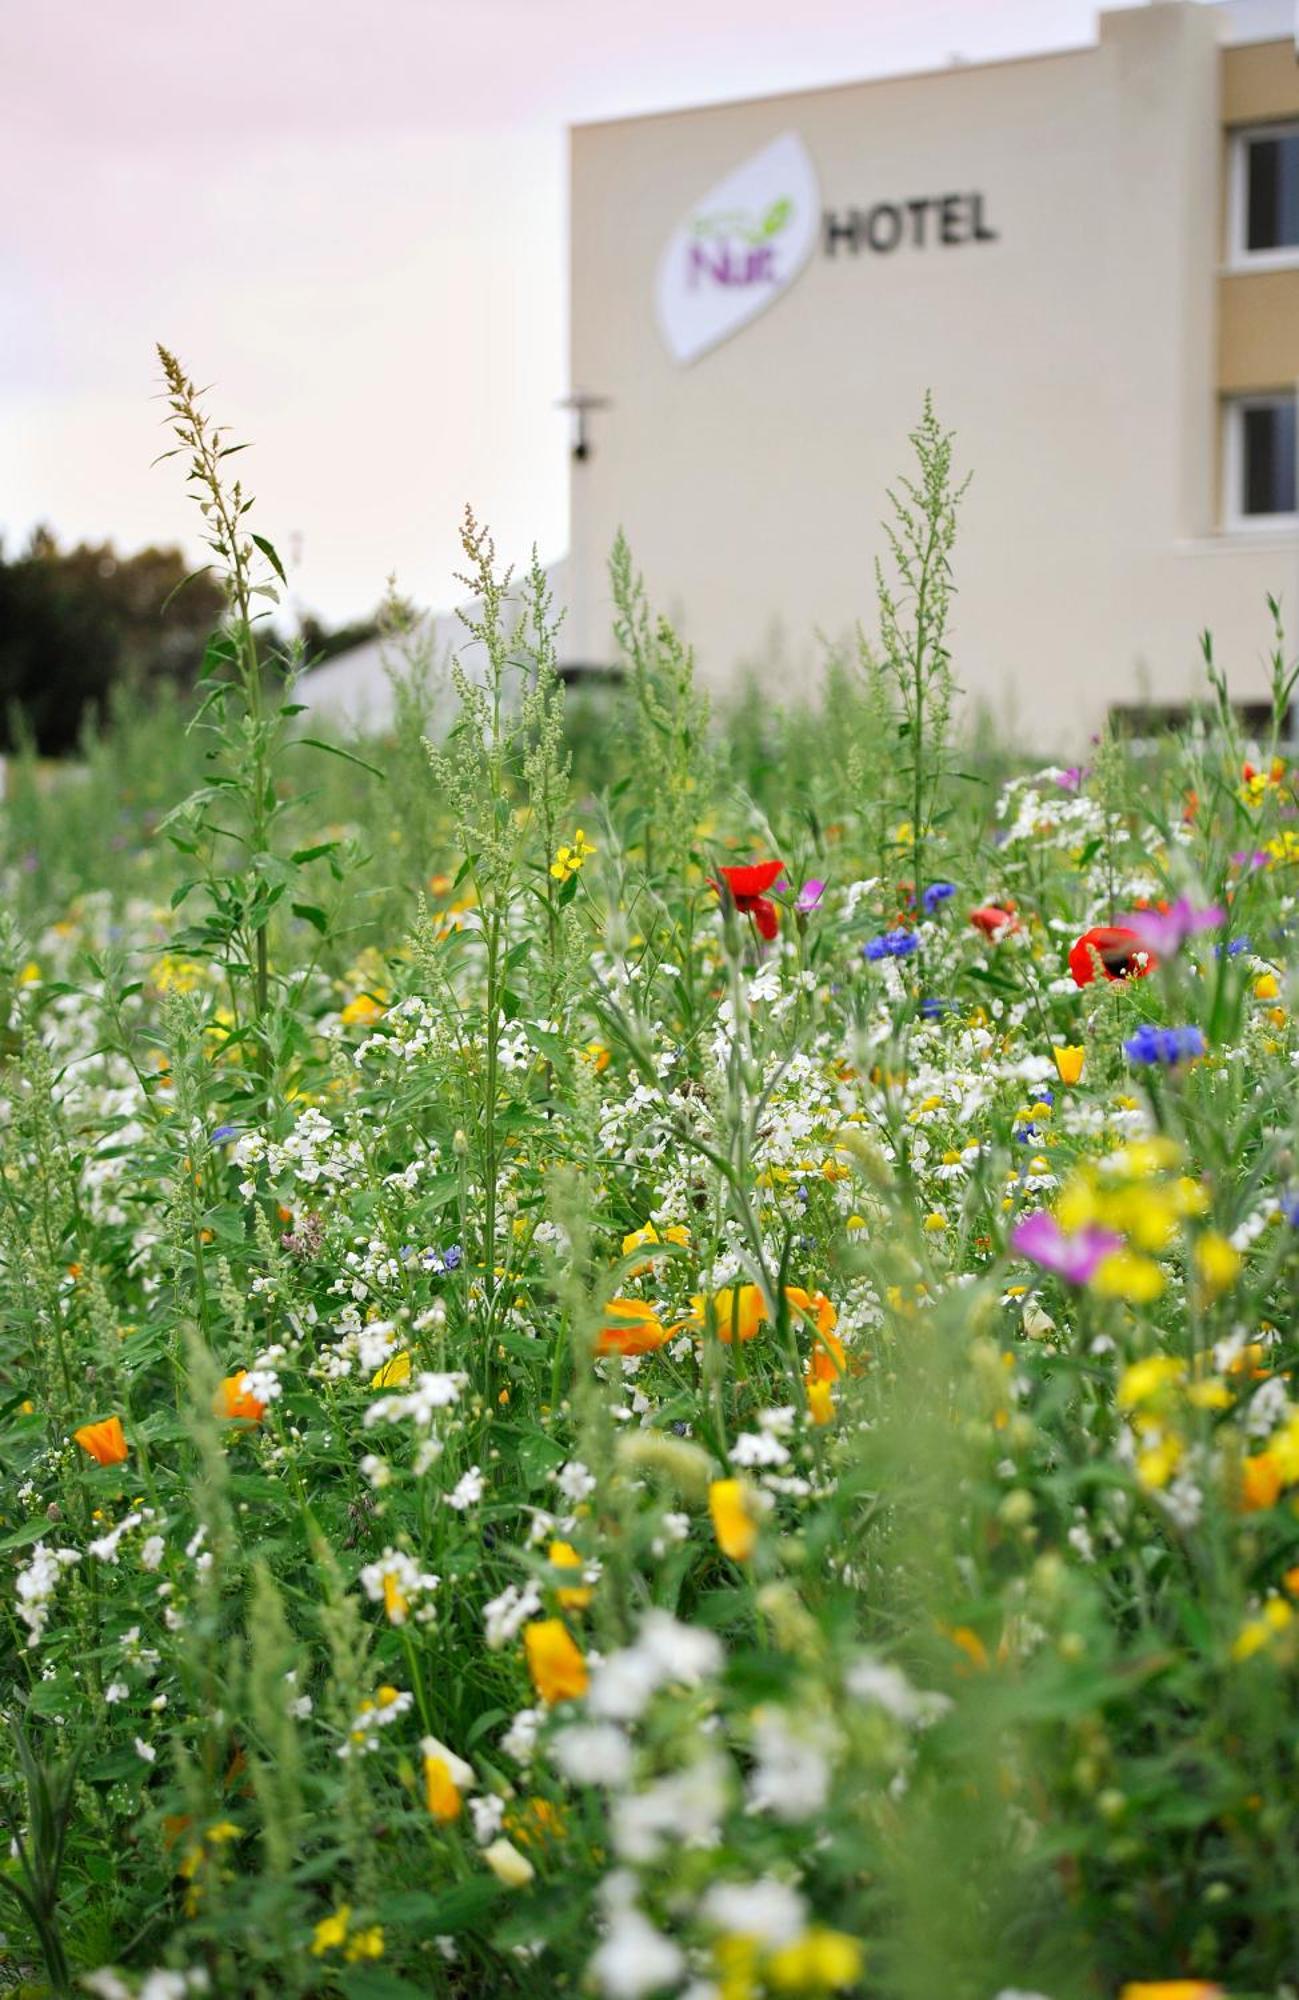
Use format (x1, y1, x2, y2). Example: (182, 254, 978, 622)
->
(717, 860, 784, 941)
(969, 904, 1019, 939)
(1068, 925, 1156, 987)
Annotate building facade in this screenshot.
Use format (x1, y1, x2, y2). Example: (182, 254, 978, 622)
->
(567, 0, 1299, 746)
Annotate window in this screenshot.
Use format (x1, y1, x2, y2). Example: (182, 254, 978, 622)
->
(1224, 394, 1298, 527)
(1231, 123, 1299, 264)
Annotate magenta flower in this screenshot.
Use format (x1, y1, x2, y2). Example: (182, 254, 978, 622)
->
(1054, 766, 1085, 793)
(796, 879, 826, 914)
(1123, 897, 1224, 958)
(1010, 1211, 1121, 1285)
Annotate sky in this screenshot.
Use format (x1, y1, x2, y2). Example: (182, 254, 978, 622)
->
(3, 0, 1144, 627)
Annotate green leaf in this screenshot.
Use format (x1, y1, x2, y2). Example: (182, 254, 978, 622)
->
(291, 902, 329, 934)
(295, 737, 386, 780)
(251, 532, 288, 586)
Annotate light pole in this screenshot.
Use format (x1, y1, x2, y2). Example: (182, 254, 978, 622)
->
(556, 391, 612, 673)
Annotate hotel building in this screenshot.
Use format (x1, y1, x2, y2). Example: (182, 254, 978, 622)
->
(566, 0, 1299, 744)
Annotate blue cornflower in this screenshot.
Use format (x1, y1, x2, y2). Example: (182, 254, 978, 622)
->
(923, 881, 956, 916)
(1214, 936, 1251, 958)
(1282, 1195, 1299, 1228)
(864, 928, 919, 962)
(211, 1124, 239, 1144)
(1123, 1024, 1206, 1067)
(442, 1244, 464, 1271)
(919, 996, 951, 1020)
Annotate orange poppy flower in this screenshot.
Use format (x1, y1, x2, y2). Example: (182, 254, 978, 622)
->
(74, 1415, 128, 1466)
(784, 1286, 838, 1340)
(596, 1300, 671, 1356)
(215, 1371, 266, 1423)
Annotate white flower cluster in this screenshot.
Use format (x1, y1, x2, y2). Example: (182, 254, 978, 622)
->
(16, 1542, 80, 1648)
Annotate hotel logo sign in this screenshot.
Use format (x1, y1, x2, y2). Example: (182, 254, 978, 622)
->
(655, 131, 820, 366)
(656, 131, 999, 365)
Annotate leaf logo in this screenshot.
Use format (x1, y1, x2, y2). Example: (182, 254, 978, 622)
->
(655, 132, 820, 365)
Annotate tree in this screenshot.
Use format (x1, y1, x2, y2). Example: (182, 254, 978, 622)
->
(0, 529, 227, 755)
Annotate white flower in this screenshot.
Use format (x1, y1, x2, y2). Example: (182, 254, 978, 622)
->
(550, 1722, 633, 1787)
(139, 1535, 165, 1572)
(555, 1459, 597, 1505)
(469, 1793, 506, 1844)
(746, 1708, 833, 1821)
(611, 1755, 730, 1863)
(359, 1548, 440, 1625)
(701, 1878, 806, 1946)
(134, 1737, 156, 1764)
(484, 1582, 542, 1651)
(590, 1905, 685, 1999)
(445, 1465, 485, 1511)
(89, 1513, 143, 1564)
(15, 1543, 80, 1648)
(104, 1680, 129, 1705)
(500, 1706, 544, 1765)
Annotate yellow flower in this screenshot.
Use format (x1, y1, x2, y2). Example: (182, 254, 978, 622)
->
(923, 1210, 947, 1233)
(523, 1618, 589, 1704)
(550, 828, 596, 882)
(1052, 1044, 1085, 1085)
(805, 1378, 836, 1427)
(548, 1539, 593, 1610)
(709, 1478, 760, 1562)
(1092, 1250, 1164, 1303)
(690, 1284, 768, 1344)
(311, 1905, 351, 1956)
(340, 991, 386, 1028)
(1232, 1597, 1293, 1662)
(1194, 1232, 1241, 1296)
(1118, 1985, 1223, 1999)
(622, 1221, 689, 1275)
(422, 1736, 474, 1822)
(344, 1926, 384, 1962)
(1135, 1435, 1182, 1491)
(582, 1039, 611, 1072)
(370, 1350, 411, 1389)
(1254, 971, 1280, 1001)
(765, 1927, 865, 1992)
(1118, 1356, 1185, 1409)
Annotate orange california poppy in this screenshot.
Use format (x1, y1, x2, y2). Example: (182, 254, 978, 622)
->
(215, 1370, 267, 1423)
(74, 1415, 128, 1466)
(596, 1300, 671, 1356)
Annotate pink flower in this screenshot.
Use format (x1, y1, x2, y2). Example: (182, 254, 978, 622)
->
(796, 879, 825, 914)
(1010, 1211, 1122, 1285)
(1124, 897, 1224, 958)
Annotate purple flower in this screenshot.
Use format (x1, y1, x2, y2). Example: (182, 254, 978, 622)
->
(1054, 766, 1086, 793)
(1124, 897, 1224, 958)
(795, 879, 825, 914)
(1010, 1211, 1121, 1285)
(922, 881, 956, 916)
(864, 928, 919, 962)
(211, 1124, 240, 1144)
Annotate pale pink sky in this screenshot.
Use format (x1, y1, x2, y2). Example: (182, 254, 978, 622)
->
(3, 1, 1142, 624)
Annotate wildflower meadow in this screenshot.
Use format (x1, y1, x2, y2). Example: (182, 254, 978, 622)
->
(4, 356, 1299, 2000)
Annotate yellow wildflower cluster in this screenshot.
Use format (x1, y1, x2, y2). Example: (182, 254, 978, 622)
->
(550, 827, 596, 882)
